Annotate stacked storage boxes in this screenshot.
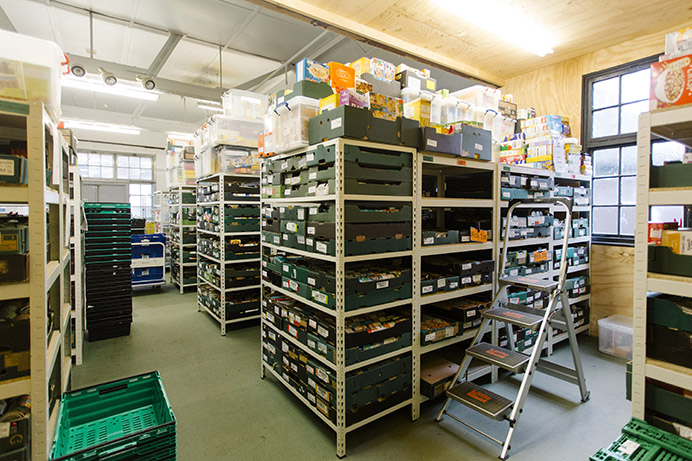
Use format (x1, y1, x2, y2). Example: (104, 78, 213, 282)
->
(260, 138, 415, 457)
(196, 173, 261, 334)
(131, 233, 166, 288)
(169, 187, 197, 293)
(84, 203, 132, 341)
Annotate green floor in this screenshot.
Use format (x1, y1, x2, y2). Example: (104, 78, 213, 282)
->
(73, 284, 631, 460)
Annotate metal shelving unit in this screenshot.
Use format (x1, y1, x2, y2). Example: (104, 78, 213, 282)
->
(0, 99, 72, 459)
(68, 164, 84, 365)
(197, 172, 261, 335)
(260, 138, 418, 457)
(169, 185, 197, 293)
(632, 105, 692, 421)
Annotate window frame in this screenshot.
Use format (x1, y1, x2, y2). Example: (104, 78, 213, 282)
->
(581, 54, 660, 246)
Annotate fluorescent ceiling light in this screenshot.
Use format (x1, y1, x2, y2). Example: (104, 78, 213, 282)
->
(433, 0, 555, 56)
(167, 131, 194, 140)
(63, 119, 141, 135)
(197, 102, 224, 112)
(62, 76, 160, 101)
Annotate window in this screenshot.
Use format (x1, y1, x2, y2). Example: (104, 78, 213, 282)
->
(77, 152, 156, 219)
(77, 153, 114, 179)
(129, 183, 153, 219)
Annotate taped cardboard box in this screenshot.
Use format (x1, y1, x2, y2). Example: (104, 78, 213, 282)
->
(420, 354, 459, 399)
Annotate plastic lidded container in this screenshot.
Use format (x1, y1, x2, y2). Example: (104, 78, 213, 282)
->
(400, 87, 419, 105)
(221, 89, 268, 122)
(274, 96, 319, 154)
(451, 85, 501, 112)
(206, 114, 262, 148)
(598, 315, 633, 360)
(0, 29, 65, 122)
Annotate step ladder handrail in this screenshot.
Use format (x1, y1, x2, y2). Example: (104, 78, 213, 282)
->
(500, 198, 573, 292)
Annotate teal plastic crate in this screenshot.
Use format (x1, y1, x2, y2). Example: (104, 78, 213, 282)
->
(50, 371, 176, 461)
(590, 418, 692, 461)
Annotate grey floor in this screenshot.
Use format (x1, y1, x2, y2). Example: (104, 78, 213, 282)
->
(73, 284, 632, 460)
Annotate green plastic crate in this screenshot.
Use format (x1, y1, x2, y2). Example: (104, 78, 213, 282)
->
(590, 418, 692, 461)
(50, 371, 176, 461)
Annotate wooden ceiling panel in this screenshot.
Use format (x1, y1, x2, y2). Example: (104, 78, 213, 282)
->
(254, 0, 692, 83)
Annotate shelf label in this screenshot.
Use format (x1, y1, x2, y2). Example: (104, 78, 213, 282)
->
(470, 227, 488, 243)
(0, 100, 29, 115)
(422, 155, 434, 162)
(456, 160, 466, 166)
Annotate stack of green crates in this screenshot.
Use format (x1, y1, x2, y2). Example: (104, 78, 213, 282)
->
(50, 371, 176, 460)
(590, 418, 692, 460)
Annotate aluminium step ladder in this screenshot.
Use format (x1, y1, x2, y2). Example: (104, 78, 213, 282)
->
(436, 198, 590, 460)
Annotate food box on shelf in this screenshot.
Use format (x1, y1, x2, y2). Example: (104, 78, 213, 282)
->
(421, 314, 459, 345)
(650, 53, 692, 110)
(419, 127, 461, 155)
(420, 354, 459, 399)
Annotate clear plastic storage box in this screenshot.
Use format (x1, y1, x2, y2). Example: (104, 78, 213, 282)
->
(222, 89, 268, 122)
(451, 85, 501, 112)
(0, 29, 65, 122)
(207, 114, 262, 148)
(598, 315, 633, 360)
(274, 96, 319, 154)
(217, 146, 260, 175)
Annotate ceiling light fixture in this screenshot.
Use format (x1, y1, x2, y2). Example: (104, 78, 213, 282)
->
(196, 102, 224, 112)
(98, 67, 117, 86)
(136, 75, 156, 91)
(62, 75, 160, 101)
(432, 0, 555, 57)
(167, 131, 194, 140)
(62, 119, 141, 135)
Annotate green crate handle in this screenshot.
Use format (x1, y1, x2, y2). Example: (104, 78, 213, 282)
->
(98, 441, 137, 459)
(98, 383, 128, 396)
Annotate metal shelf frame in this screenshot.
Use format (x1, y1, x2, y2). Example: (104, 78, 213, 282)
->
(632, 107, 692, 420)
(0, 99, 72, 459)
(68, 165, 84, 365)
(169, 185, 197, 294)
(197, 172, 260, 335)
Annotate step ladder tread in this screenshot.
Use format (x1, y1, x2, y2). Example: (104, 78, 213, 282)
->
(466, 342, 529, 373)
(447, 381, 513, 420)
(483, 307, 543, 330)
(499, 275, 558, 292)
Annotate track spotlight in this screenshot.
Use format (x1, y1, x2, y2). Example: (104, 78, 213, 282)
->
(136, 75, 156, 91)
(70, 63, 86, 77)
(98, 67, 117, 86)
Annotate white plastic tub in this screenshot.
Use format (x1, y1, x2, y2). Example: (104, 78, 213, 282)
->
(0, 29, 65, 122)
(221, 89, 268, 122)
(275, 96, 319, 153)
(598, 315, 633, 360)
(451, 85, 501, 112)
(207, 114, 262, 148)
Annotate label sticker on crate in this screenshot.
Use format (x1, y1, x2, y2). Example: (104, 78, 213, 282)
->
(425, 333, 436, 342)
(286, 222, 297, 232)
(306, 238, 314, 247)
(308, 338, 316, 349)
(307, 226, 316, 235)
(0, 160, 15, 176)
(427, 139, 437, 148)
(470, 227, 488, 243)
(475, 143, 483, 151)
(285, 188, 292, 196)
(422, 285, 433, 294)
(318, 342, 328, 354)
(462, 263, 472, 271)
(307, 377, 316, 389)
(449, 281, 459, 289)
(273, 236, 280, 244)
(307, 277, 316, 286)
(316, 368, 328, 383)
(376, 280, 389, 290)
(618, 440, 640, 456)
(445, 326, 454, 337)
(316, 385, 329, 401)
(297, 235, 305, 244)
(307, 152, 315, 162)
(313, 291, 328, 304)
(437, 279, 445, 288)
(318, 325, 329, 338)
(423, 237, 434, 245)
(309, 186, 316, 195)
(289, 280, 298, 290)
(309, 172, 317, 180)
(266, 312, 275, 323)
(533, 249, 549, 262)
(316, 241, 328, 253)
(281, 161, 288, 170)
(331, 118, 342, 130)
(283, 264, 289, 272)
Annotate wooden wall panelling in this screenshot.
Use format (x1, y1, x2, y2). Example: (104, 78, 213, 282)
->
(589, 245, 634, 336)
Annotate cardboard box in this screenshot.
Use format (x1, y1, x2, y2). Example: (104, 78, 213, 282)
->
(350, 57, 396, 82)
(662, 229, 692, 255)
(296, 58, 329, 83)
(288, 80, 333, 101)
(395, 69, 436, 92)
(403, 98, 431, 127)
(361, 73, 402, 98)
(420, 127, 461, 155)
(339, 89, 369, 109)
(328, 62, 355, 90)
(650, 54, 692, 110)
(420, 354, 459, 399)
(0, 350, 30, 382)
(459, 124, 492, 161)
(648, 222, 679, 245)
(498, 100, 517, 118)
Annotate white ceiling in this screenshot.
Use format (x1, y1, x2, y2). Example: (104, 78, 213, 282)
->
(0, 0, 476, 145)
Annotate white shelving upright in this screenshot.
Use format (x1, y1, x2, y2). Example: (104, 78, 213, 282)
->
(68, 165, 84, 365)
(169, 185, 197, 293)
(632, 105, 692, 419)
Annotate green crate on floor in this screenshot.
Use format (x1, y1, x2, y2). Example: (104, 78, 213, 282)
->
(590, 418, 692, 461)
(50, 371, 176, 461)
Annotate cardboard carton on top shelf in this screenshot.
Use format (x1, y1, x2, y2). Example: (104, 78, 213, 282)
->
(327, 61, 355, 90)
(296, 58, 329, 83)
(650, 53, 692, 110)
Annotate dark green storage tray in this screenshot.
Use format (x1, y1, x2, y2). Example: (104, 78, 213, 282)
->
(647, 293, 692, 333)
(422, 230, 460, 246)
(648, 245, 692, 278)
(306, 144, 336, 167)
(306, 235, 411, 257)
(345, 332, 411, 366)
(307, 221, 411, 241)
(306, 202, 412, 223)
(50, 371, 176, 461)
(310, 283, 411, 311)
(225, 206, 260, 217)
(344, 177, 411, 196)
(650, 163, 692, 188)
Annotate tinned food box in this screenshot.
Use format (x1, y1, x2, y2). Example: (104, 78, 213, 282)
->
(650, 54, 692, 110)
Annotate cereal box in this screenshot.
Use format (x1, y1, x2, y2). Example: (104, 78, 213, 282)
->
(650, 54, 692, 110)
(328, 62, 355, 90)
(339, 89, 369, 109)
(296, 58, 329, 83)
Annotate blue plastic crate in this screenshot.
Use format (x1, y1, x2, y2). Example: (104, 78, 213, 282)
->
(132, 267, 164, 282)
(131, 233, 166, 245)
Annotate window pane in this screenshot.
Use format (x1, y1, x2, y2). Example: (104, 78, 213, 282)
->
(620, 207, 636, 236)
(593, 77, 619, 109)
(621, 69, 650, 103)
(88, 154, 101, 166)
(650, 206, 684, 223)
(129, 157, 140, 168)
(593, 206, 619, 234)
(78, 153, 88, 165)
(142, 196, 152, 207)
(100, 154, 113, 166)
(129, 184, 140, 195)
(652, 141, 686, 166)
(621, 146, 637, 175)
(117, 156, 129, 167)
(117, 168, 129, 179)
(140, 157, 152, 169)
(88, 165, 101, 178)
(141, 184, 153, 195)
(141, 169, 152, 180)
(130, 196, 141, 207)
(592, 107, 619, 138)
(620, 100, 649, 134)
(79, 166, 88, 177)
(101, 167, 113, 179)
(593, 148, 619, 177)
(130, 168, 141, 180)
(593, 178, 619, 205)
(620, 176, 636, 205)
